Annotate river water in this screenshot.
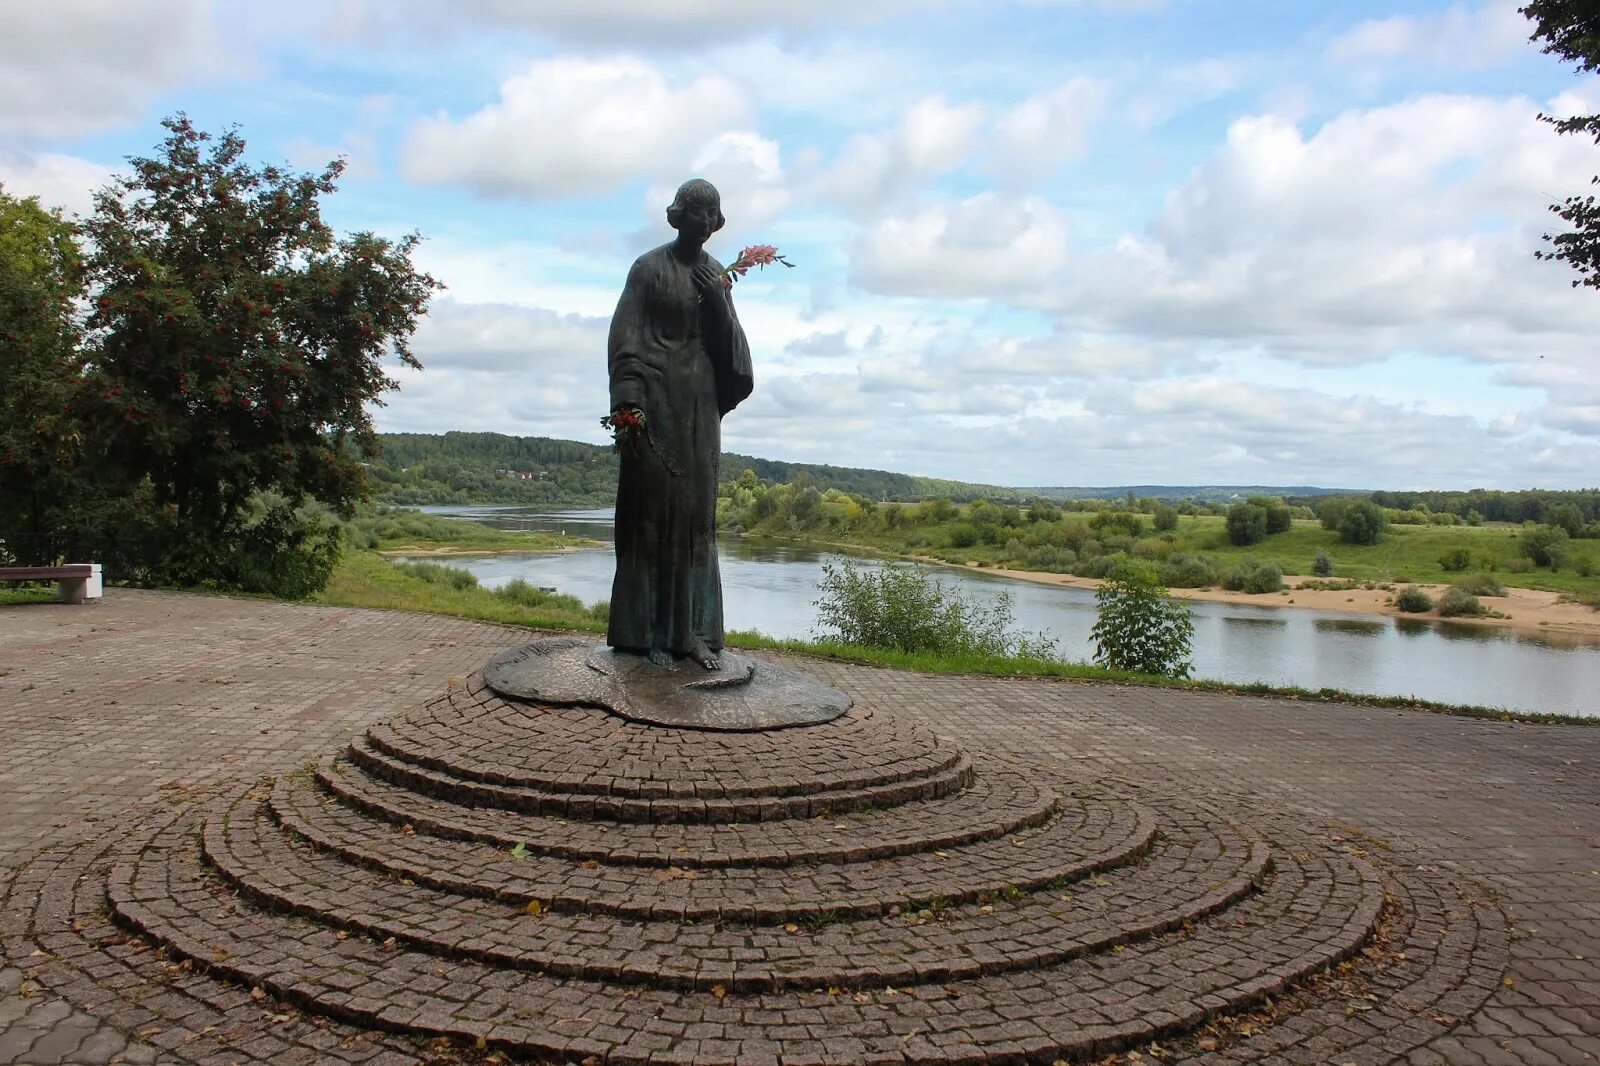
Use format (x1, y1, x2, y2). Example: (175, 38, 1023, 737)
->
(406, 506, 1600, 718)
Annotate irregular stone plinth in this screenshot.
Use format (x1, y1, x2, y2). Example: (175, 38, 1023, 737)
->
(483, 637, 852, 731)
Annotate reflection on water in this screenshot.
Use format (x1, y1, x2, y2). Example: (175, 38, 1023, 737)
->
(1221, 615, 1289, 630)
(1395, 618, 1512, 643)
(1315, 619, 1387, 637)
(405, 506, 1600, 717)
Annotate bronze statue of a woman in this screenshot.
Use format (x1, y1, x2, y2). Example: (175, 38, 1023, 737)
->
(606, 179, 753, 670)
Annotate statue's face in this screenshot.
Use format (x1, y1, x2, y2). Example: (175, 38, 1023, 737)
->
(675, 199, 720, 242)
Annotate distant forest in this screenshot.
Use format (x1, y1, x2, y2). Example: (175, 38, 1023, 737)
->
(365, 431, 1599, 524)
(367, 432, 1029, 506)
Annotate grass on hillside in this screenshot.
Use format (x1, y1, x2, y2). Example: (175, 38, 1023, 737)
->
(807, 511, 1600, 601)
(316, 551, 609, 631)
(351, 507, 604, 554)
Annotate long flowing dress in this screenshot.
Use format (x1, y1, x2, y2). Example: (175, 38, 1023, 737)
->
(606, 243, 754, 657)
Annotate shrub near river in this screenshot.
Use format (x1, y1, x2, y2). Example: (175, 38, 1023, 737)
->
(716, 476, 1600, 605)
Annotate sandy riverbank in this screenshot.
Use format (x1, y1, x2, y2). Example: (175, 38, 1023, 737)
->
(982, 564, 1600, 637)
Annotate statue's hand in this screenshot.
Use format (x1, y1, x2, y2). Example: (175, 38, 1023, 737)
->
(693, 263, 730, 315)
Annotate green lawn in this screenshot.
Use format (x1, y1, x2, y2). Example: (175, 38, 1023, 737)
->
(790, 511, 1599, 603)
(1164, 516, 1593, 592)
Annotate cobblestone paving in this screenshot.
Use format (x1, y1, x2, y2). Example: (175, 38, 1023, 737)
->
(1, 590, 1596, 1064)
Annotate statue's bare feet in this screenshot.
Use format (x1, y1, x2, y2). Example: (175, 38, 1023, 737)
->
(687, 640, 720, 671)
(646, 648, 674, 667)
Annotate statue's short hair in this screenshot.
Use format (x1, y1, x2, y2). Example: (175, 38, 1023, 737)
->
(666, 178, 725, 232)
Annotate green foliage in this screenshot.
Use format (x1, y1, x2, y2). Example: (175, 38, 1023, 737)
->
(1311, 551, 1335, 577)
(3, 118, 440, 594)
(1225, 502, 1269, 546)
(1152, 505, 1179, 532)
(392, 559, 480, 591)
(76, 116, 439, 587)
(1437, 547, 1472, 572)
(1522, 524, 1571, 568)
(1547, 503, 1585, 536)
(0, 187, 87, 553)
(1090, 510, 1145, 538)
(219, 493, 343, 598)
(1521, 0, 1600, 290)
(1437, 586, 1485, 617)
(1247, 495, 1293, 534)
(1158, 553, 1218, 588)
(1452, 573, 1507, 597)
(491, 577, 596, 617)
(714, 474, 1600, 603)
(1090, 560, 1195, 678)
(1317, 496, 1353, 531)
(812, 558, 1057, 659)
(318, 551, 607, 633)
(945, 522, 979, 548)
(1394, 586, 1435, 613)
(1222, 558, 1284, 594)
(1336, 500, 1387, 545)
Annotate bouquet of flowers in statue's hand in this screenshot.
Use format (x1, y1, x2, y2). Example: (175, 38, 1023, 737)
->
(720, 244, 794, 289)
(601, 407, 646, 451)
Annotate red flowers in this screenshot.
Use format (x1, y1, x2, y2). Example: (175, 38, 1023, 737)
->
(720, 244, 794, 289)
(600, 407, 646, 449)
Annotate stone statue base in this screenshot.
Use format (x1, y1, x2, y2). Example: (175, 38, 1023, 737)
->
(482, 637, 852, 732)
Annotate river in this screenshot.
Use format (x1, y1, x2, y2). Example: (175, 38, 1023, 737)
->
(405, 506, 1600, 718)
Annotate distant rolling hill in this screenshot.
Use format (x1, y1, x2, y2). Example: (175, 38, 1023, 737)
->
(1020, 485, 1367, 504)
(368, 432, 1364, 506)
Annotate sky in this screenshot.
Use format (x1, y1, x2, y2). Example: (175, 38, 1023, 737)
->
(2, 1, 1598, 491)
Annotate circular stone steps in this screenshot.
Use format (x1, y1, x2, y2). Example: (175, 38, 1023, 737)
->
(301, 750, 1060, 866)
(13, 655, 1471, 1065)
(107, 805, 1383, 1065)
(269, 771, 1156, 922)
(372, 675, 962, 799)
(203, 792, 1264, 991)
(345, 733, 977, 822)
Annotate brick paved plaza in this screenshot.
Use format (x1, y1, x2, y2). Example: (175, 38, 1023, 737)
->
(1, 589, 1597, 1064)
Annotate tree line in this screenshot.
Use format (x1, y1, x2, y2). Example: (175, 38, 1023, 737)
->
(1, 117, 438, 595)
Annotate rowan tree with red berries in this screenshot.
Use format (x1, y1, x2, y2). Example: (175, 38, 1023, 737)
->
(73, 115, 441, 591)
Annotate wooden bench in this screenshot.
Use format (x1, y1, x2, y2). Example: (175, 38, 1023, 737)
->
(0, 563, 103, 604)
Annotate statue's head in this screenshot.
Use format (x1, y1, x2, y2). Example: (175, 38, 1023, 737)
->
(666, 178, 724, 234)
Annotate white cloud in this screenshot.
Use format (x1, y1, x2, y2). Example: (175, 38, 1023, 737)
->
(685, 131, 791, 230)
(1074, 374, 1600, 487)
(852, 192, 1071, 299)
(412, 300, 610, 373)
(0, 0, 226, 136)
(1328, 3, 1532, 70)
(0, 153, 120, 217)
(336, 0, 928, 48)
(400, 57, 753, 199)
(383, 299, 613, 442)
(993, 77, 1108, 178)
(814, 96, 986, 211)
(706, 40, 926, 126)
(1050, 95, 1600, 387)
